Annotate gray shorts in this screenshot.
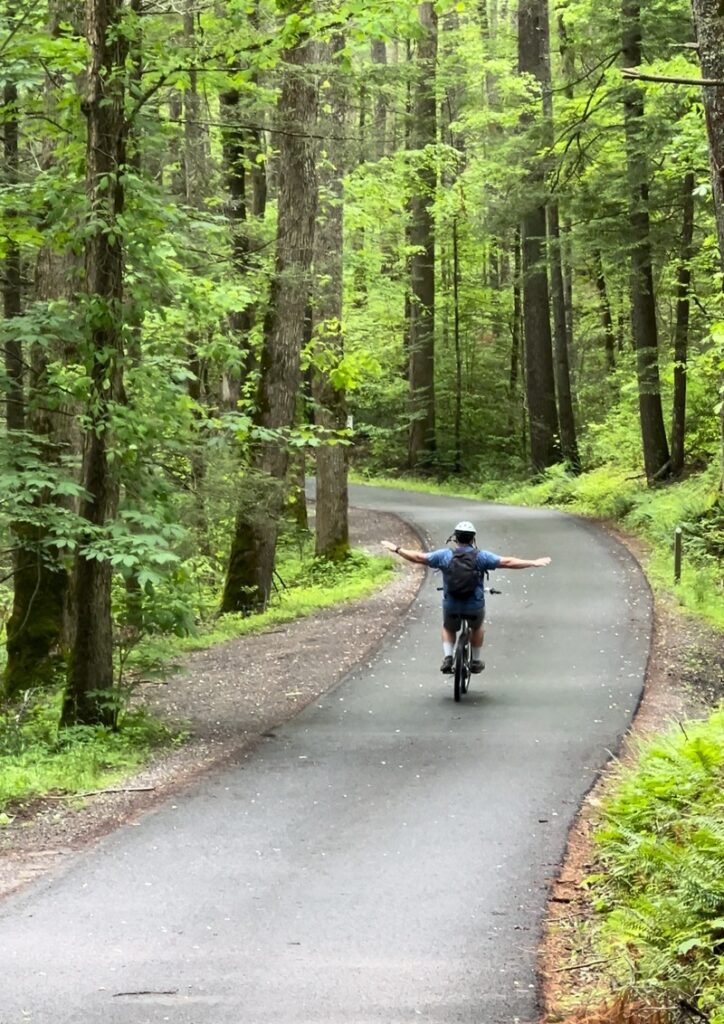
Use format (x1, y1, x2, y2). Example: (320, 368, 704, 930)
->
(443, 606, 485, 633)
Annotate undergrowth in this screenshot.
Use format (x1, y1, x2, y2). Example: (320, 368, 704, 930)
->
(589, 709, 724, 1023)
(0, 693, 181, 816)
(130, 547, 393, 667)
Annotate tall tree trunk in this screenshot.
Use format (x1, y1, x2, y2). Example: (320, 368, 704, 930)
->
(408, 2, 438, 471)
(537, 4, 578, 469)
(220, 1, 266, 409)
(62, 0, 129, 726)
(593, 249, 616, 372)
(508, 228, 522, 435)
(221, 34, 317, 613)
(518, 0, 560, 472)
(547, 205, 579, 470)
(313, 35, 349, 561)
(690, 0, 724, 490)
(622, 0, 671, 484)
(452, 217, 462, 474)
(371, 39, 387, 160)
(670, 172, 695, 477)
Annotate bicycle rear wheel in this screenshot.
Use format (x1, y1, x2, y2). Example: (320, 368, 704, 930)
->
(453, 624, 470, 702)
(453, 645, 463, 702)
(461, 635, 472, 695)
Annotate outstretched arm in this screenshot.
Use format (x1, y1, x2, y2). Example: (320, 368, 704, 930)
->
(498, 556, 551, 569)
(380, 540, 429, 565)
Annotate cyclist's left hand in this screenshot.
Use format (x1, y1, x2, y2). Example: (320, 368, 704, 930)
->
(380, 540, 398, 552)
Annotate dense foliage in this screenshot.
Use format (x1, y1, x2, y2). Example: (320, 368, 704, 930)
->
(593, 710, 724, 1022)
(0, 0, 721, 768)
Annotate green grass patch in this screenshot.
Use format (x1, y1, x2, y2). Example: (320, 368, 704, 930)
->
(0, 695, 181, 816)
(589, 708, 724, 1022)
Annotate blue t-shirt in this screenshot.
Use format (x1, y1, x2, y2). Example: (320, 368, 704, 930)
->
(425, 545, 502, 610)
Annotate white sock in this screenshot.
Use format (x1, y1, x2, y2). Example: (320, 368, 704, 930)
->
(443, 642, 454, 657)
(472, 646, 483, 661)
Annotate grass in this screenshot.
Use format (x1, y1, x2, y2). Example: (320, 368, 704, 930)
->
(0, 696, 181, 817)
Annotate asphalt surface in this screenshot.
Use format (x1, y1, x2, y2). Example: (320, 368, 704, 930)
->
(0, 485, 652, 1024)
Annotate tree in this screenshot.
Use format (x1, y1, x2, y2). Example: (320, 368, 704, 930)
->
(222, 25, 318, 613)
(62, 0, 130, 726)
(621, 0, 671, 484)
(518, 0, 560, 472)
(313, 35, 349, 561)
(670, 172, 695, 476)
(407, 1, 437, 471)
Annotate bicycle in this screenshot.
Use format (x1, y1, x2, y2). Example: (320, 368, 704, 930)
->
(449, 588, 502, 703)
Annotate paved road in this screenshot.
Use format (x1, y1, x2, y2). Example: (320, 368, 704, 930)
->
(0, 485, 651, 1024)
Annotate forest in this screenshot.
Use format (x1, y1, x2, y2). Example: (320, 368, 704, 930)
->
(1, 0, 722, 722)
(0, 0, 723, 1016)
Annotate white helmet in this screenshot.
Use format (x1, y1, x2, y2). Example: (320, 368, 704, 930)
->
(453, 521, 476, 538)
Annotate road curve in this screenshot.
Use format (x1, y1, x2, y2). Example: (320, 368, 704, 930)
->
(0, 485, 651, 1024)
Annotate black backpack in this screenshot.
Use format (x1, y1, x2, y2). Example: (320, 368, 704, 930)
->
(446, 549, 483, 600)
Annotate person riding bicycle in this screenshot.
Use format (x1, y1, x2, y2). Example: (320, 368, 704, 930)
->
(382, 522, 551, 675)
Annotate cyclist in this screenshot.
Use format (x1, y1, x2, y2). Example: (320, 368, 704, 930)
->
(382, 522, 551, 674)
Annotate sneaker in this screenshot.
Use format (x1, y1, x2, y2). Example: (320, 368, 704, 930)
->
(440, 655, 453, 674)
(470, 659, 485, 674)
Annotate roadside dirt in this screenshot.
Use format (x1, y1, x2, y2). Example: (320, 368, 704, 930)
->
(0, 506, 424, 901)
(538, 524, 724, 1023)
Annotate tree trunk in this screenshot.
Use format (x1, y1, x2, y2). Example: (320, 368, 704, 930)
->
(671, 172, 695, 477)
(220, 2, 266, 408)
(313, 35, 349, 561)
(62, 0, 129, 726)
(593, 249, 616, 372)
(690, 0, 724, 490)
(221, 34, 317, 613)
(622, 0, 671, 485)
(518, 0, 560, 472)
(408, 2, 438, 471)
(548, 204, 580, 471)
(452, 217, 462, 474)
(371, 39, 387, 160)
(508, 229, 522, 435)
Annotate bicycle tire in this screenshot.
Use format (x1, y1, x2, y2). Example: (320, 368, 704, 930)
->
(453, 642, 463, 702)
(453, 622, 470, 702)
(461, 634, 471, 694)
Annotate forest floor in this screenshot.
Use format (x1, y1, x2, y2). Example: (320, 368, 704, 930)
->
(0, 506, 424, 901)
(538, 525, 724, 1023)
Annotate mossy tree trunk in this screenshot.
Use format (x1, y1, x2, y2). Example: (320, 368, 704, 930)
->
(313, 34, 349, 561)
(622, 0, 671, 485)
(407, 2, 437, 472)
(518, 0, 560, 472)
(221, 29, 317, 612)
(62, 0, 129, 726)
